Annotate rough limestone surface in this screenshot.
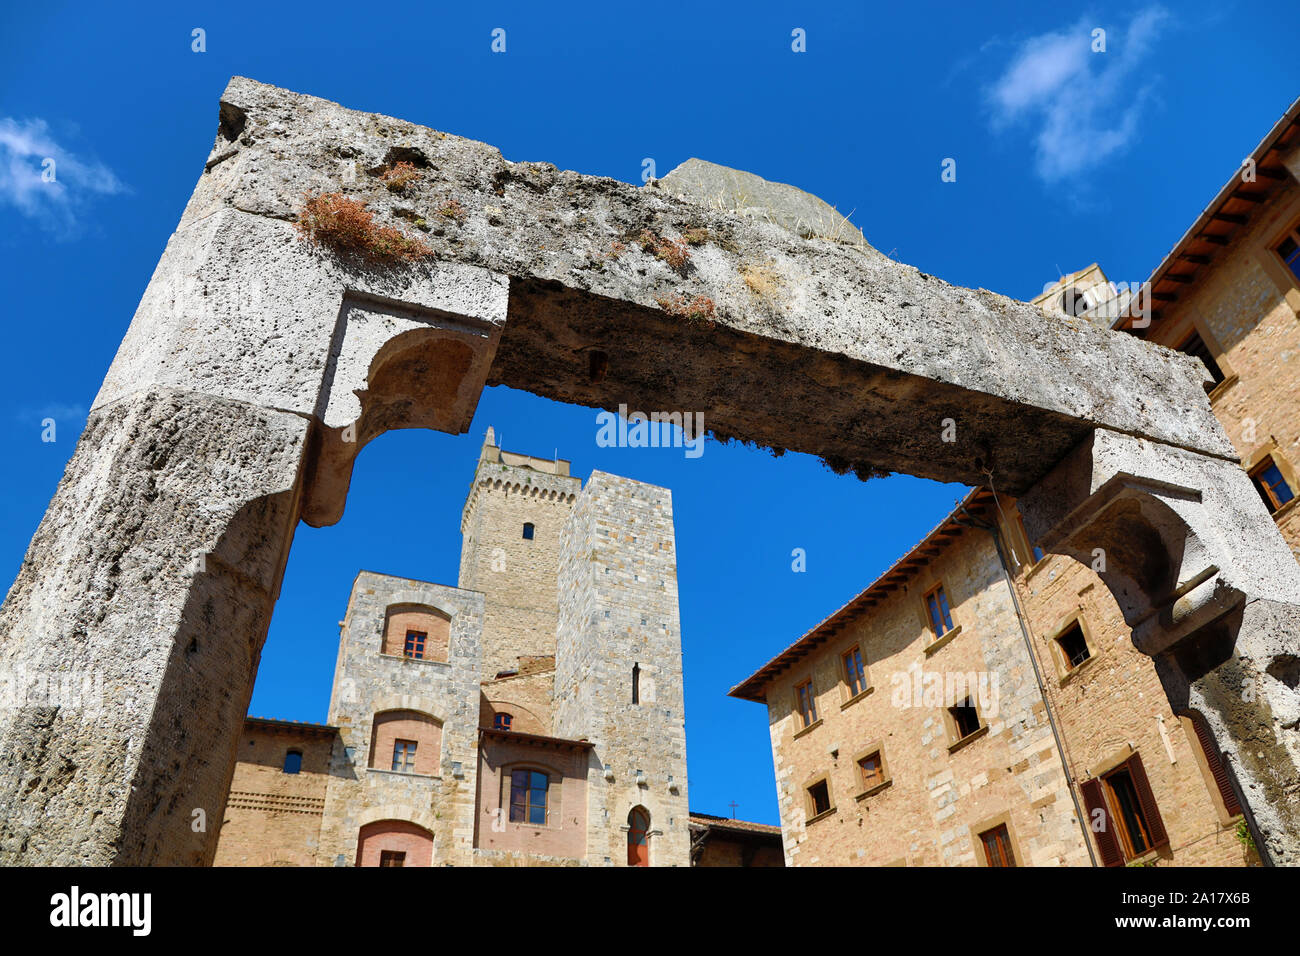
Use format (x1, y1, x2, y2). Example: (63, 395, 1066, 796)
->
(0, 389, 308, 864)
(185, 77, 1232, 495)
(657, 157, 870, 247)
(4, 76, 1299, 866)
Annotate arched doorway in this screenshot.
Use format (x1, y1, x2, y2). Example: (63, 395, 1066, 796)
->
(355, 819, 434, 867)
(627, 807, 650, 867)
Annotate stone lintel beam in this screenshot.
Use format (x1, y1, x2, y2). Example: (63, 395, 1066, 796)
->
(192, 76, 1233, 495)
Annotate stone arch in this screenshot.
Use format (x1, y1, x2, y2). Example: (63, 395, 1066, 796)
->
(355, 818, 435, 867)
(480, 697, 546, 735)
(381, 603, 451, 660)
(8, 76, 1300, 868)
(368, 709, 443, 775)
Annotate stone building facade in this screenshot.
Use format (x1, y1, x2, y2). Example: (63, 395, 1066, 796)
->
(734, 99, 1300, 867)
(214, 429, 730, 866)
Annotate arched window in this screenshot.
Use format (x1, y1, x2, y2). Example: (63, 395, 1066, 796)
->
(369, 711, 441, 775)
(381, 605, 451, 661)
(628, 807, 650, 866)
(282, 750, 302, 774)
(356, 820, 434, 867)
(509, 769, 548, 824)
(522, 522, 535, 540)
(493, 712, 513, 732)
(632, 663, 640, 705)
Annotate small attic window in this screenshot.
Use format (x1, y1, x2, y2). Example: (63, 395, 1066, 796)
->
(522, 523, 535, 540)
(1060, 286, 1091, 317)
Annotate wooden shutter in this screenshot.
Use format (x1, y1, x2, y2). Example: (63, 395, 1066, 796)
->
(1190, 714, 1243, 817)
(1126, 753, 1169, 849)
(1080, 778, 1124, 867)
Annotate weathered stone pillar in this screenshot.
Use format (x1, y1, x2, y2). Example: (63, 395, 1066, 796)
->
(1020, 429, 1300, 865)
(0, 188, 504, 863)
(0, 390, 309, 864)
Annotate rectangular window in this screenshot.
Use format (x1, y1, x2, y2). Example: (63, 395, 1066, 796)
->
(379, 850, 406, 867)
(842, 648, 867, 698)
(1056, 622, 1091, 670)
(391, 739, 417, 773)
(1250, 457, 1295, 514)
(1081, 753, 1169, 865)
(1177, 330, 1226, 388)
(1104, 768, 1153, 858)
(795, 680, 818, 728)
(509, 769, 549, 825)
(858, 751, 884, 790)
(807, 779, 831, 817)
(949, 698, 981, 741)
(1275, 227, 1300, 282)
(404, 630, 426, 659)
(924, 584, 954, 638)
(979, 825, 1016, 867)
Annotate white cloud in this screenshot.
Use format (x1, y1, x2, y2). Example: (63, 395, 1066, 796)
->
(0, 117, 126, 235)
(986, 6, 1169, 183)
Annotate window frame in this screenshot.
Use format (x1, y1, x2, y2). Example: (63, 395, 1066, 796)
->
(805, 775, 834, 821)
(1081, 751, 1169, 865)
(1272, 218, 1300, 284)
(794, 678, 819, 731)
(492, 712, 513, 732)
(841, 645, 868, 701)
(391, 738, 418, 773)
(978, 824, 1016, 867)
(1049, 616, 1097, 681)
(923, 583, 955, 640)
(945, 696, 986, 752)
(853, 745, 892, 799)
(508, 767, 550, 826)
(1249, 455, 1296, 514)
(403, 629, 427, 660)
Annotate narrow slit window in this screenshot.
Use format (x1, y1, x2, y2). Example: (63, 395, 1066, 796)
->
(632, 663, 640, 704)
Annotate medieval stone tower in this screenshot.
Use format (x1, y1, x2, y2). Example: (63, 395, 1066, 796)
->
(216, 427, 691, 866)
(458, 427, 580, 679)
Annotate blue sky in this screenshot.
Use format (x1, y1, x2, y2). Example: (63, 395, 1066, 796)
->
(1, 1, 1296, 825)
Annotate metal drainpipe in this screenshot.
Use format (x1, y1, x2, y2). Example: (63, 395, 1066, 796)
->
(955, 506, 1099, 868)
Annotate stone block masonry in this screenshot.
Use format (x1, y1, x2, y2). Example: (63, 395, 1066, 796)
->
(554, 472, 690, 866)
